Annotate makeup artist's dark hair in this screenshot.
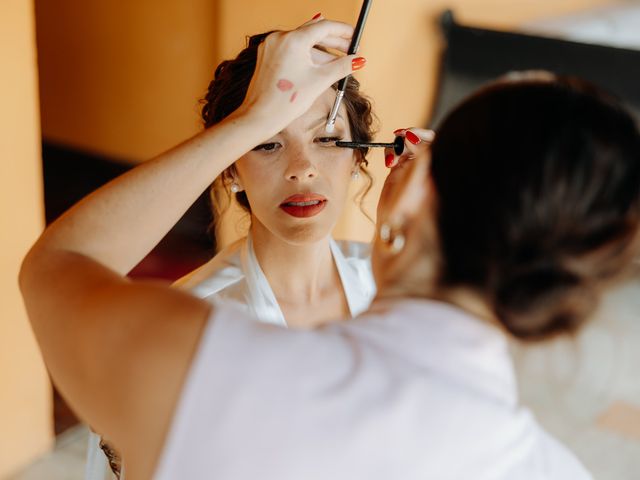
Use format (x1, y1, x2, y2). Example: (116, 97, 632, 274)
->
(202, 31, 376, 237)
(430, 72, 640, 340)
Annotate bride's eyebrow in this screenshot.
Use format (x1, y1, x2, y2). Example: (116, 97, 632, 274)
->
(308, 113, 344, 132)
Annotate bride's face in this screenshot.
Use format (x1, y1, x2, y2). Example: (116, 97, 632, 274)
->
(234, 89, 358, 244)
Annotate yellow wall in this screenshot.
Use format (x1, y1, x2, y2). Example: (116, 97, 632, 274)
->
(0, 0, 53, 477)
(36, 0, 218, 162)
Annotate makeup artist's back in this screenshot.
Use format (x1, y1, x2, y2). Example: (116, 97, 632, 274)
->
(151, 299, 590, 480)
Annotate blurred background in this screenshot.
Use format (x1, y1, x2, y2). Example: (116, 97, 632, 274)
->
(2, 0, 639, 478)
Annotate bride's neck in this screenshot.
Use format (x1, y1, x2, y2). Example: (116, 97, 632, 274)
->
(249, 222, 336, 302)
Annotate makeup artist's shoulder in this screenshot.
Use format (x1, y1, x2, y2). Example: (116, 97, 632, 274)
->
(173, 237, 246, 297)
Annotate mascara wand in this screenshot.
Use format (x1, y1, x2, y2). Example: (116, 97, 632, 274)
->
(335, 136, 405, 156)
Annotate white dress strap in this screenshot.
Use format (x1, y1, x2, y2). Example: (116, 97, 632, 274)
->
(240, 235, 287, 326)
(330, 239, 375, 317)
(84, 431, 112, 480)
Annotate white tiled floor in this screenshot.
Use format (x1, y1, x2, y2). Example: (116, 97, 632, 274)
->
(9, 278, 640, 480)
(512, 276, 640, 479)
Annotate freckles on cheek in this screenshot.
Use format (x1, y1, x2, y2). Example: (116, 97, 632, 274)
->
(328, 149, 358, 172)
(240, 160, 284, 190)
(321, 154, 357, 192)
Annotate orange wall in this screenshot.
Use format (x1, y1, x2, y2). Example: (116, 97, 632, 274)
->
(0, 0, 53, 477)
(216, 0, 358, 59)
(36, 0, 218, 162)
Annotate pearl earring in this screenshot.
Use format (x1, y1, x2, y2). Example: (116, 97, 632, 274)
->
(352, 170, 360, 180)
(230, 183, 241, 193)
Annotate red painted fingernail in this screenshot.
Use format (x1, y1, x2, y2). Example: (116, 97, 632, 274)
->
(352, 57, 367, 71)
(405, 131, 421, 145)
(385, 153, 395, 168)
(312, 12, 322, 20)
(393, 129, 405, 136)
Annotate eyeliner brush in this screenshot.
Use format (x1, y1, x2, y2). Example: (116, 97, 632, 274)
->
(335, 136, 405, 155)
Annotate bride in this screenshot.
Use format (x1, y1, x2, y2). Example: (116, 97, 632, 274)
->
(174, 26, 378, 329)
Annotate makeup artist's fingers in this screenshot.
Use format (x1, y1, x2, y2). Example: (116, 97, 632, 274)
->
(299, 12, 323, 27)
(240, 20, 363, 138)
(399, 128, 435, 163)
(297, 16, 351, 53)
(314, 36, 352, 54)
(409, 128, 435, 143)
(310, 47, 339, 65)
(384, 128, 435, 169)
(297, 19, 354, 46)
(383, 147, 398, 169)
(318, 54, 365, 86)
(393, 128, 435, 143)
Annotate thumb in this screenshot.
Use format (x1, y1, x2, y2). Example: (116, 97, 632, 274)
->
(319, 54, 366, 87)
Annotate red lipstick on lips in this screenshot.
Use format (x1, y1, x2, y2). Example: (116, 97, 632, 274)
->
(279, 193, 327, 218)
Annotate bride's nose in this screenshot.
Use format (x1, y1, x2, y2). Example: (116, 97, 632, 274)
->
(284, 149, 318, 181)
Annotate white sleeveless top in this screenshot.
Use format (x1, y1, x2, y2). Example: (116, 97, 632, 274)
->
(153, 298, 592, 480)
(174, 235, 376, 325)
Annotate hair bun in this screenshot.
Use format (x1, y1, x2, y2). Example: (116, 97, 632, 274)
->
(493, 259, 597, 340)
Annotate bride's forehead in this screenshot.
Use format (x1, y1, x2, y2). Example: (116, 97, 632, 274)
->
(289, 90, 349, 130)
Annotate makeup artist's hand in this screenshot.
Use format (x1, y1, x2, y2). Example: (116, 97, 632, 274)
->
(384, 128, 435, 169)
(378, 128, 435, 222)
(237, 18, 366, 136)
(373, 128, 438, 301)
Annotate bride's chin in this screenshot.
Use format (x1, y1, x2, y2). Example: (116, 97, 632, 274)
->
(275, 221, 333, 246)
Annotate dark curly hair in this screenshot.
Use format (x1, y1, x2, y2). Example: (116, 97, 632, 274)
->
(202, 31, 376, 235)
(431, 73, 640, 340)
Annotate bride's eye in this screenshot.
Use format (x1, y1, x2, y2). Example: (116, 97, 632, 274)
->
(315, 136, 343, 145)
(252, 142, 281, 152)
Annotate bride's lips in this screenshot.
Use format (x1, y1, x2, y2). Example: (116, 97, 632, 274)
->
(279, 193, 327, 218)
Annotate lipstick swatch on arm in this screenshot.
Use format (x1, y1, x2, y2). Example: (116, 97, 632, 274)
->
(277, 79, 294, 91)
(276, 79, 297, 103)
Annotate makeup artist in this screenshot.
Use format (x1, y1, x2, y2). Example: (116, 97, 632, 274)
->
(20, 18, 640, 480)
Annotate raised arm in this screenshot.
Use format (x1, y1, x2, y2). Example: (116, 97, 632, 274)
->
(24, 21, 359, 276)
(19, 19, 362, 477)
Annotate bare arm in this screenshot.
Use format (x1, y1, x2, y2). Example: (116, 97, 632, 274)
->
(19, 19, 360, 478)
